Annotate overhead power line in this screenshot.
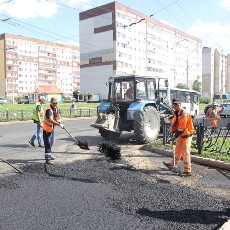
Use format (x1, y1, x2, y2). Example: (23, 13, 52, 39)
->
(175, 1, 226, 53)
(45, 0, 115, 22)
(124, 0, 180, 28)
(3, 0, 224, 55)
(0, 14, 111, 51)
(1, 0, 182, 52)
(0, 0, 12, 5)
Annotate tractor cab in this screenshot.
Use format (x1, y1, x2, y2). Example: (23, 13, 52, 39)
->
(107, 75, 159, 103)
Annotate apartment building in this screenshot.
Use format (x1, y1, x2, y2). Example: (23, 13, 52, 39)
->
(79, 1, 202, 100)
(0, 33, 80, 99)
(202, 47, 228, 100)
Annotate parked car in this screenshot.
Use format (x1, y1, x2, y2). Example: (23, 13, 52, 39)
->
(6, 98, 15, 103)
(204, 104, 213, 115)
(0, 97, 7, 104)
(219, 103, 230, 117)
(18, 98, 30, 104)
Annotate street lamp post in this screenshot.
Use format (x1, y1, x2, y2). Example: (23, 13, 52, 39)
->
(12, 66, 15, 104)
(173, 39, 188, 86)
(186, 48, 197, 88)
(186, 58, 189, 87)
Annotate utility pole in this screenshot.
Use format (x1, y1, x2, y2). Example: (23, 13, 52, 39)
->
(186, 59, 189, 88)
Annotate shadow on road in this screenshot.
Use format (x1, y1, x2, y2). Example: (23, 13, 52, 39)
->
(136, 207, 230, 227)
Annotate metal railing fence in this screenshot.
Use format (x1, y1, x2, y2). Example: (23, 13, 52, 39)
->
(163, 117, 230, 155)
(0, 108, 97, 122)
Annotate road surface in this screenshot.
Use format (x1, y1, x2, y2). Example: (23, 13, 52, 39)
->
(0, 118, 229, 230)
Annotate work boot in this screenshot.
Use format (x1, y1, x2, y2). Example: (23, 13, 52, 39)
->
(171, 166, 181, 174)
(163, 161, 172, 170)
(179, 172, 192, 177)
(29, 140, 35, 147)
(38, 144, 44, 148)
(45, 160, 54, 165)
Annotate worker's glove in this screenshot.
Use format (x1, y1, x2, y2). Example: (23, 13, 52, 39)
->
(59, 123, 65, 129)
(168, 115, 174, 120)
(171, 136, 177, 144)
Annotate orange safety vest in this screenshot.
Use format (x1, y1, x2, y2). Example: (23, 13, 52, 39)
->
(207, 107, 220, 119)
(172, 108, 194, 138)
(43, 105, 61, 132)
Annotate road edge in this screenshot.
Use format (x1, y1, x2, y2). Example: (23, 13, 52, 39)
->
(141, 145, 230, 171)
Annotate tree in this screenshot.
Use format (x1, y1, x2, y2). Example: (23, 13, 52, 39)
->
(73, 90, 80, 101)
(192, 80, 201, 92)
(175, 83, 187, 89)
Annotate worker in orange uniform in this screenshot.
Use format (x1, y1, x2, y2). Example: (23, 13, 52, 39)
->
(43, 97, 65, 165)
(163, 98, 194, 177)
(207, 102, 224, 129)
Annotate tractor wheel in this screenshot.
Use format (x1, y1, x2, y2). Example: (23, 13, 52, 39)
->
(134, 106, 160, 143)
(99, 130, 120, 141)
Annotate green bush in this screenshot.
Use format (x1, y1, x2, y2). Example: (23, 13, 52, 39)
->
(63, 100, 72, 103)
(200, 97, 210, 104)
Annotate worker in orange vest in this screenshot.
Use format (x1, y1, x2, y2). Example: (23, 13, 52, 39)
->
(163, 98, 194, 177)
(43, 97, 65, 165)
(207, 102, 224, 128)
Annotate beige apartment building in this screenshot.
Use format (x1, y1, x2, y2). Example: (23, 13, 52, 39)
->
(202, 47, 229, 100)
(0, 33, 80, 100)
(79, 1, 202, 100)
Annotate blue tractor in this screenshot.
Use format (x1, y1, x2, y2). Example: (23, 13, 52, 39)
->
(91, 75, 173, 143)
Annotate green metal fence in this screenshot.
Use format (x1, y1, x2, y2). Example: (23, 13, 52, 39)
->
(0, 108, 97, 122)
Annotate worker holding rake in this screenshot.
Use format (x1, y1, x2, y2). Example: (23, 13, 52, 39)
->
(163, 98, 194, 177)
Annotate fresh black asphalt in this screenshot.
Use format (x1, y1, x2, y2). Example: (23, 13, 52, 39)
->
(0, 156, 229, 230)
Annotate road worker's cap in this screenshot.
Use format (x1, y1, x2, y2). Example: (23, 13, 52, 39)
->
(213, 102, 218, 106)
(172, 98, 181, 105)
(39, 96, 45, 100)
(50, 97, 58, 103)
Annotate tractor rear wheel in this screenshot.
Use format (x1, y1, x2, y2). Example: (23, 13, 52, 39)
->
(134, 106, 160, 143)
(99, 130, 120, 141)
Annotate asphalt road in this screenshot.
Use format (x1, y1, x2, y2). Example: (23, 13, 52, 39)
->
(0, 118, 229, 230)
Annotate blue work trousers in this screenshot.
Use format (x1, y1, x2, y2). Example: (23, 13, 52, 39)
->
(31, 122, 43, 145)
(43, 129, 54, 160)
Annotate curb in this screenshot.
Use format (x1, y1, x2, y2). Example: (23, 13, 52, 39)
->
(141, 145, 230, 171)
(0, 117, 96, 125)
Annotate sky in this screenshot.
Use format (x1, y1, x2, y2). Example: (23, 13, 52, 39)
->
(0, 0, 230, 53)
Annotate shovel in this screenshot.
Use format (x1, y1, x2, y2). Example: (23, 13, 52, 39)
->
(63, 126, 90, 150)
(171, 140, 181, 174)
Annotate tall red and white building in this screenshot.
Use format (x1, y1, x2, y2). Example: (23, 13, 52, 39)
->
(80, 1, 202, 100)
